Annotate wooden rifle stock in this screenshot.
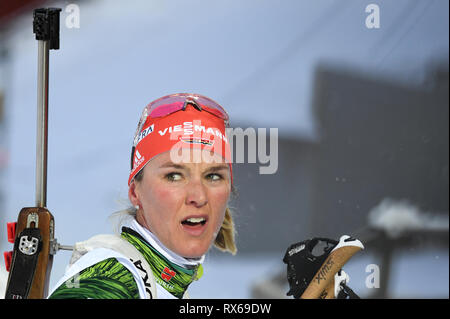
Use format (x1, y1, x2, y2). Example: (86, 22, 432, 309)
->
(6, 208, 54, 298)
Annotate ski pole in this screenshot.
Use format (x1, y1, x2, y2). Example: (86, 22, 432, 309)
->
(300, 236, 364, 299)
(284, 235, 364, 299)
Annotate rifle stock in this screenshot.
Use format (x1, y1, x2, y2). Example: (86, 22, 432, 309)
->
(4, 8, 61, 299)
(6, 208, 54, 298)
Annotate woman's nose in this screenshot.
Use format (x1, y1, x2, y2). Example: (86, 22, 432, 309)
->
(185, 178, 208, 207)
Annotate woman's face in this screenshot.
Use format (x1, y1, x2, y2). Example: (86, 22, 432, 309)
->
(129, 149, 231, 258)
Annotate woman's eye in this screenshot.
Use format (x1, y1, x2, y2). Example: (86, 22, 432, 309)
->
(206, 173, 222, 181)
(166, 172, 182, 181)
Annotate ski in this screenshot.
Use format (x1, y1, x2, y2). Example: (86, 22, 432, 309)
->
(283, 235, 364, 299)
(3, 8, 62, 299)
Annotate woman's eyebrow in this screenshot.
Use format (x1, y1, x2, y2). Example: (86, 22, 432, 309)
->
(206, 164, 229, 172)
(159, 163, 186, 170)
(159, 163, 229, 172)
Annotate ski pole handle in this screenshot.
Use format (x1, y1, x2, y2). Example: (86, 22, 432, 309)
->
(301, 236, 364, 299)
(319, 269, 350, 299)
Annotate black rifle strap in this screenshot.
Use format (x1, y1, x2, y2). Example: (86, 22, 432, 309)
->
(5, 228, 42, 299)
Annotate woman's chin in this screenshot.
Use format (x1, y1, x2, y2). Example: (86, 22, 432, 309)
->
(175, 239, 210, 259)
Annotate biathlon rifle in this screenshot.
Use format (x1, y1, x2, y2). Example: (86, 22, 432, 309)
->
(283, 235, 364, 299)
(3, 8, 71, 299)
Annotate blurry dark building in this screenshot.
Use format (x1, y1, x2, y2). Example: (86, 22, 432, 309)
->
(310, 63, 449, 238)
(230, 136, 317, 253)
(231, 63, 449, 254)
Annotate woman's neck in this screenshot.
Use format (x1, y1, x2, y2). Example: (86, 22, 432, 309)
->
(128, 217, 205, 269)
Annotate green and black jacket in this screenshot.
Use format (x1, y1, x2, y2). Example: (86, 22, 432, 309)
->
(49, 227, 202, 299)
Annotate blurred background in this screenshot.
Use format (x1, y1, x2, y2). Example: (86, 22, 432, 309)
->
(0, 0, 448, 298)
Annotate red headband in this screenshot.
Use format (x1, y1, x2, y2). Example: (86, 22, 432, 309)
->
(128, 105, 232, 186)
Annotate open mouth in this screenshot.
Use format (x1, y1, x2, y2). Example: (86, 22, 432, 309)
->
(181, 217, 207, 227)
(180, 216, 208, 236)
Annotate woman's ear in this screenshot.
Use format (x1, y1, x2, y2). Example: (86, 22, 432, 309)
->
(128, 181, 140, 208)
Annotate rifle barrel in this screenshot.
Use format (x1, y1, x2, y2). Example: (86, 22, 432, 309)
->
(35, 40, 49, 208)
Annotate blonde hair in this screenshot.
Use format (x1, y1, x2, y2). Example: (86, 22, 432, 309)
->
(214, 207, 237, 255)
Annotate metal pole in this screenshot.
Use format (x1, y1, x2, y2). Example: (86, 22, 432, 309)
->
(35, 40, 49, 208)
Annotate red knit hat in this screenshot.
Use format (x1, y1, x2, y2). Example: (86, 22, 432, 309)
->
(128, 93, 232, 186)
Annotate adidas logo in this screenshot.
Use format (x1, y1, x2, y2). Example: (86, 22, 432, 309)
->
(133, 149, 145, 169)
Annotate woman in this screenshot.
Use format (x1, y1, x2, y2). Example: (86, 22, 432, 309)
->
(49, 93, 236, 299)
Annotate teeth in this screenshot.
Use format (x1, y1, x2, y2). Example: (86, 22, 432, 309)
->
(186, 217, 205, 223)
